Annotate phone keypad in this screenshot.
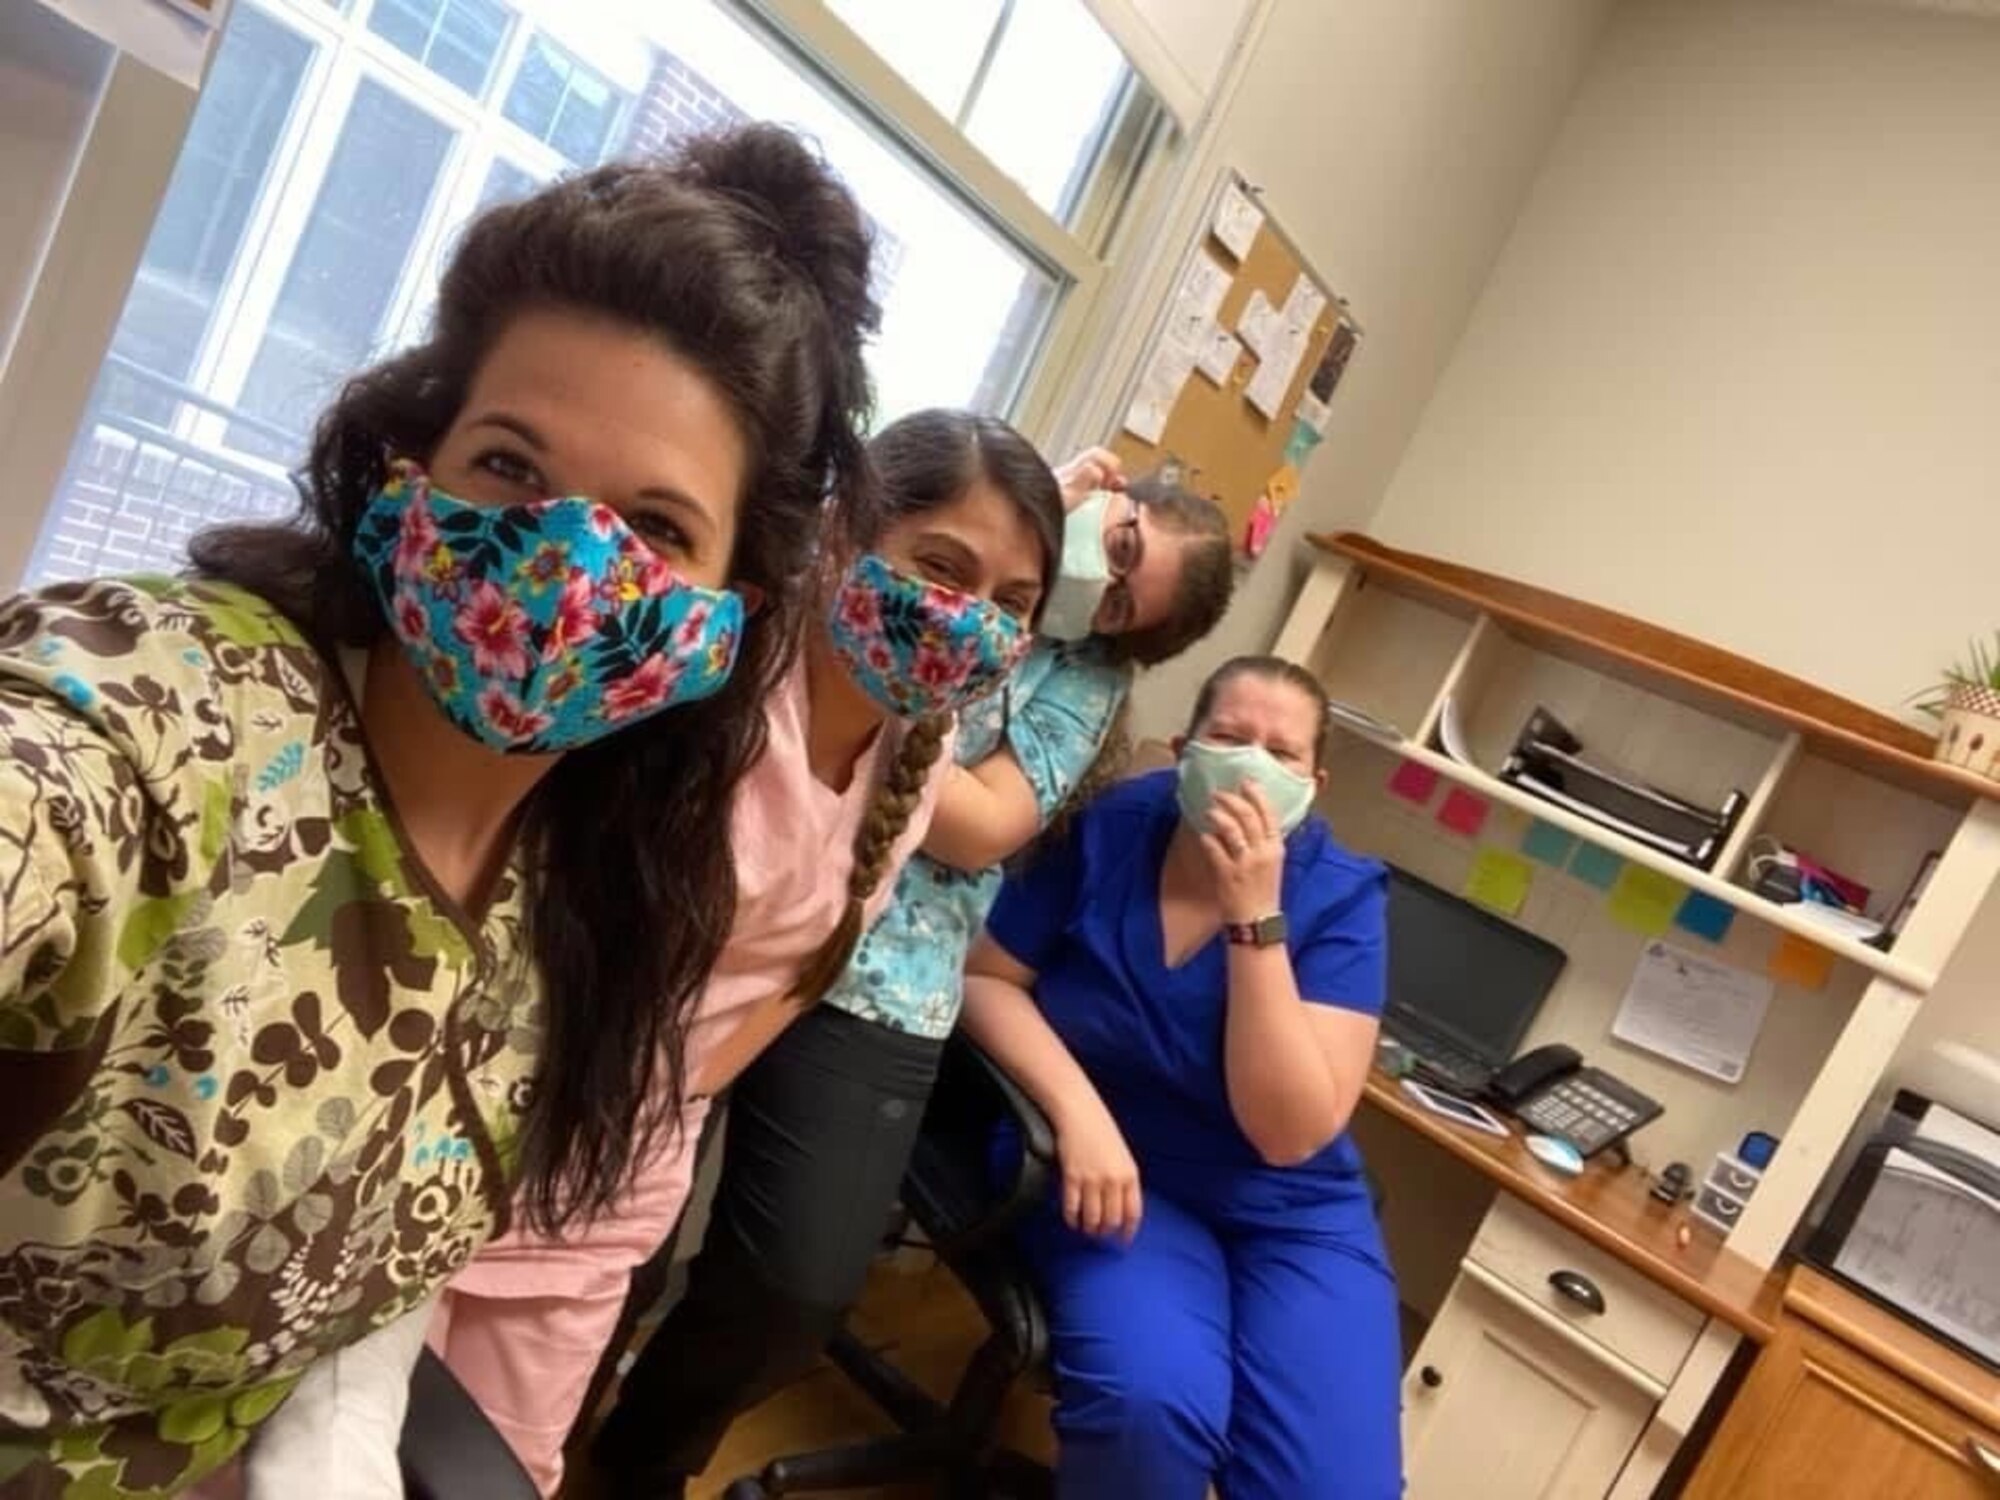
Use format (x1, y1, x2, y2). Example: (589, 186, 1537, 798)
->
(1518, 1075, 1647, 1155)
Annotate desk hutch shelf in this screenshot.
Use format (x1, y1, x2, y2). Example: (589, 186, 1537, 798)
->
(1272, 533, 2000, 1499)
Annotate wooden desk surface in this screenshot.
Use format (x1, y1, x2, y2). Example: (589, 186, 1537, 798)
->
(1363, 1070, 1786, 1341)
(1785, 1265, 2000, 1431)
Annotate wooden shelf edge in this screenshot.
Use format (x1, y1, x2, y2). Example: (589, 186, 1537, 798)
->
(1364, 1074, 1786, 1341)
(1334, 726, 1937, 991)
(1310, 533, 2000, 808)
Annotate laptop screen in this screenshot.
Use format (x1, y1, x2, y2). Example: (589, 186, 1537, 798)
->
(1384, 866, 1567, 1066)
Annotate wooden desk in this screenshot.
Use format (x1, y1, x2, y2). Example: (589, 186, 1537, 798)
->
(1362, 1070, 1785, 1341)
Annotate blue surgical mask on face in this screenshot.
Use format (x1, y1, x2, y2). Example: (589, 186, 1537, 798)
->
(1175, 739, 1317, 836)
(1037, 490, 1112, 641)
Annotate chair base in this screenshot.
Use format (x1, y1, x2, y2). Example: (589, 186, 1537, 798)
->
(727, 1327, 1052, 1499)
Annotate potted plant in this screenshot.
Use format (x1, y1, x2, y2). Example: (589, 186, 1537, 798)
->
(1916, 634, 2000, 781)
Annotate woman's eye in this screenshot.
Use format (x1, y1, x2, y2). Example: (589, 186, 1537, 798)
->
(917, 556, 968, 590)
(998, 591, 1035, 623)
(629, 511, 692, 555)
(473, 449, 543, 489)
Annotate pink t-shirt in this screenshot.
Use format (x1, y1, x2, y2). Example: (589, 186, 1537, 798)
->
(445, 658, 950, 1301)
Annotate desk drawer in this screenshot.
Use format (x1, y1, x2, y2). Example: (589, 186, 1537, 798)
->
(1469, 1196, 1705, 1388)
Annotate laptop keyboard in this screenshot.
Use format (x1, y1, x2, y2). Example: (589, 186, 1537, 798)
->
(1392, 1025, 1494, 1096)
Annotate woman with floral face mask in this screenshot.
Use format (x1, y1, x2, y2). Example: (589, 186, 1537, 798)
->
(590, 456, 1234, 1496)
(417, 407, 1063, 1496)
(0, 124, 878, 1498)
(960, 655, 1402, 1500)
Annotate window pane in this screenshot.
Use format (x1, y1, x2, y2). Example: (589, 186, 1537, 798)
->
(503, 33, 627, 165)
(476, 157, 540, 212)
(651, 3, 1061, 421)
(965, 0, 1131, 219)
(368, 0, 511, 96)
(825, 0, 1004, 120)
(230, 79, 455, 458)
(115, 5, 313, 389)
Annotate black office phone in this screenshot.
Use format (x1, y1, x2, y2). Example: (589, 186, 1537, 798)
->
(1488, 1044, 1663, 1158)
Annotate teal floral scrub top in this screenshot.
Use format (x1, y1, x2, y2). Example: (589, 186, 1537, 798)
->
(821, 640, 1129, 1039)
(0, 578, 542, 1498)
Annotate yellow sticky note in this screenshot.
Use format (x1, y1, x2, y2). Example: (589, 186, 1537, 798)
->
(1607, 864, 1685, 936)
(1769, 931, 1835, 991)
(1465, 847, 1533, 917)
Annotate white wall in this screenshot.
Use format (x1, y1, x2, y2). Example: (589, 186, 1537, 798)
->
(1054, 0, 1615, 739)
(1369, 0, 2000, 1070)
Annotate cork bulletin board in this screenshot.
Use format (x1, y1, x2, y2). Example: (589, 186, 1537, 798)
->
(1110, 170, 1360, 556)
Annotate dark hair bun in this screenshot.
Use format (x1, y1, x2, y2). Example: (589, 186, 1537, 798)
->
(676, 123, 880, 346)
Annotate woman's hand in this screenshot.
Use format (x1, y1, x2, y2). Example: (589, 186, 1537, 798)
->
(1054, 1094, 1143, 1242)
(1199, 783, 1286, 924)
(1053, 447, 1127, 512)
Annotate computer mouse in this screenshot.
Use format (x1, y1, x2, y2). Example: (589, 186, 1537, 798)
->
(1526, 1134, 1584, 1176)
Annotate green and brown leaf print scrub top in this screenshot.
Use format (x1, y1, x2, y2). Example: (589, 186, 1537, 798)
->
(0, 577, 541, 1498)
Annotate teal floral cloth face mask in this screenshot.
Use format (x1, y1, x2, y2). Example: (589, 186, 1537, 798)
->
(827, 553, 1031, 719)
(1176, 739, 1318, 836)
(353, 459, 744, 753)
(1039, 489, 1112, 641)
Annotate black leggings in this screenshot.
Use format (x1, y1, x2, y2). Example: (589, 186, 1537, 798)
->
(593, 1003, 945, 1484)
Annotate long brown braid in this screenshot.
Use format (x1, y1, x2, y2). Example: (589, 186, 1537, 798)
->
(789, 712, 952, 1006)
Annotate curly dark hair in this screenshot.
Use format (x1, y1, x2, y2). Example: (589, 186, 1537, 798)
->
(187, 124, 880, 1233)
(1099, 474, 1233, 668)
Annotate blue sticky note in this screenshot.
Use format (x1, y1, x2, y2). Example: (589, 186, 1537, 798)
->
(1674, 890, 1736, 944)
(1522, 820, 1577, 868)
(1569, 842, 1623, 891)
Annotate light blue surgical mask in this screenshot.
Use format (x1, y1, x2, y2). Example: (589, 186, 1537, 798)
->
(1176, 739, 1317, 836)
(1037, 489, 1112, 641)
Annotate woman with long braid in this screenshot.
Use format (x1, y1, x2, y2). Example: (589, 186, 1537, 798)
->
(419, 409, 1070, 1495)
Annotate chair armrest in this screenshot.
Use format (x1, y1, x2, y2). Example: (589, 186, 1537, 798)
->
(923, 1037, 1057, 1259)
(399, 1347, 541, 1500)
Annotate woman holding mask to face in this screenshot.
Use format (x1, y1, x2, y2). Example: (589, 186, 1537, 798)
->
(961, 655, 1401, 1500)
(0, 124, 876, 1498)
(426, 408, 1066, 1497)
(591, 453, 1235, 1496)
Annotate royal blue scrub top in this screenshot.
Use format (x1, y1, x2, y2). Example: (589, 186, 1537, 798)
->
(986, 769, 1388, 1214)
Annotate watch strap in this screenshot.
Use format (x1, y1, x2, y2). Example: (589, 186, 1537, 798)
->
(1224, 913, 1287, 948)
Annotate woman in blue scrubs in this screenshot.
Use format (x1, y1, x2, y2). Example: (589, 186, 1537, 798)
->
(963, 654, 1401, 1500)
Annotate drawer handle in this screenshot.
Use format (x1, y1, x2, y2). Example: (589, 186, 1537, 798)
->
(1970, 1437, 2000, 1476)
(1419, 1365, 1444, 1389)
(1548, 1269, 1606, 1315)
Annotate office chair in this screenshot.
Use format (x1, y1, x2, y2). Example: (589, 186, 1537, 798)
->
(723, 1034, 1059, 1500)
(399, 1346, 541, 1500)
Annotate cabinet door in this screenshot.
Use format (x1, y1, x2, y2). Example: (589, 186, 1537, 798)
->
(1404, 1271, 1655, 1500)
(1685, 1317, 2000, 1499)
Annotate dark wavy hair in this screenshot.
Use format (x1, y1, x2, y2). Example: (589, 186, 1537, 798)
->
(188, 125, 880, 1233)
(785, 408, 1063, 1007)
(1101, 475, 1234, 668)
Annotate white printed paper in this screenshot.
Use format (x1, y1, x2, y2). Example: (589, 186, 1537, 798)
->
(1236, 290, 1279, 356)
(1832, 1147, 2000, 1365)
(1180, 252, 1233, 323)
(1244, 326, 1307, 418)
(1283, 277, 1327, 330)
(1613, 940, 1773, 1083)
(1121, 343, 1191, 446)
(1195, 327, 1242, 385)
(1214, 181, 1264, 260)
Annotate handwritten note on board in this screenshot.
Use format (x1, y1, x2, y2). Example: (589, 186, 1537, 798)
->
(1466, 849, 1533, 917)
(1613, 940, 1773, 1083)
(1437, 788, 1491, 839)
(1388, 760, 1440, 806)
(1769, 931, 1835, 991)
(1608, 864, 1685, 936)
(1214, 180, 1264, 260)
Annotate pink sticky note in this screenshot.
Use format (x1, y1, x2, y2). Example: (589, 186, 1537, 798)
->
(1437, 787, 1491, 838)
(1387, 760, 1440, 806)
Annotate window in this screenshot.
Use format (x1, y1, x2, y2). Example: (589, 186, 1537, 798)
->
(231, 79, 457, 458)
(26, 0, 1163, 586)
(368, 0, 512, 96)
(825, 0, 1137, 221)
(502, 33, 627, 164)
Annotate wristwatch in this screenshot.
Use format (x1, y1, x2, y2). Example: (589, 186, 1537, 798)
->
(1224, 913, 1288, 948)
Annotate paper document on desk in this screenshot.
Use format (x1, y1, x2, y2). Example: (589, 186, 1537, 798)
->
(1613, 940, 1772, 1083)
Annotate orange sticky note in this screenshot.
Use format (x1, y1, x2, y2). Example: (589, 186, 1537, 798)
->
(1769, 931, 1835, 991)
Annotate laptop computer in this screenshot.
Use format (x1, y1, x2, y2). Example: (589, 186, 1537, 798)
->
(1381, 866, 1568, 1097)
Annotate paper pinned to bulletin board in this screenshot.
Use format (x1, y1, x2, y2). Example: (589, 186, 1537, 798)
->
(1113, 169, 1362, 559)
